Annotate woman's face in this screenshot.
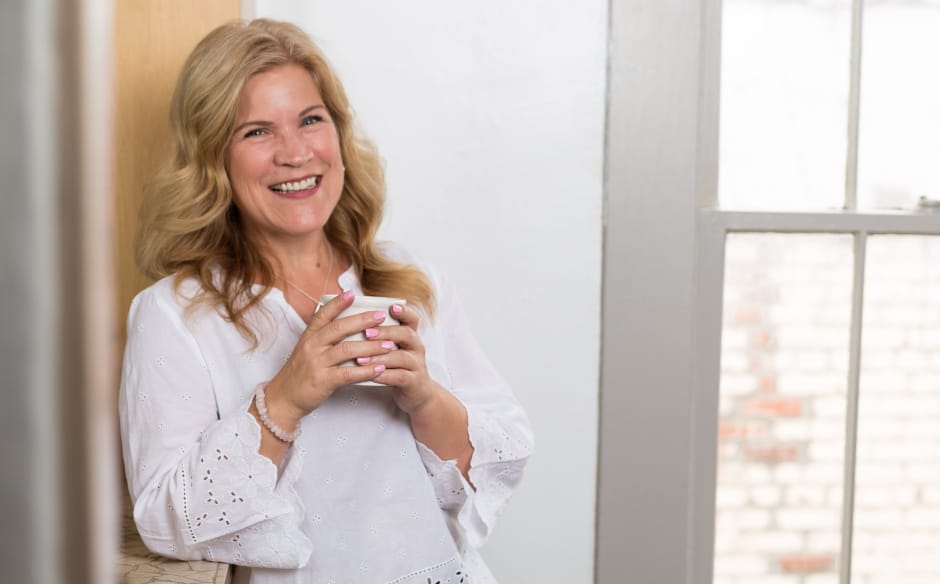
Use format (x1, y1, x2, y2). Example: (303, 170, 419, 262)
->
(225, 63, 344, 245)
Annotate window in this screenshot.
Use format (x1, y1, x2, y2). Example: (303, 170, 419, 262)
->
(708, 2, 940, 584)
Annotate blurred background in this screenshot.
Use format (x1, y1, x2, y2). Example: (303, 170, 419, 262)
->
(2, 1, 938, 583)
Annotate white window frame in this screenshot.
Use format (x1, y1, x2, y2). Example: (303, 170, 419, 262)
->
(597, 1, 940, 583)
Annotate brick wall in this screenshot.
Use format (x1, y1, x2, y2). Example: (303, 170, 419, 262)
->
(713, 234, 940, 584)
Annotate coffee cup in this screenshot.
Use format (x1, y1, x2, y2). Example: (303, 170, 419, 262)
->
(320, 294, 406, 387)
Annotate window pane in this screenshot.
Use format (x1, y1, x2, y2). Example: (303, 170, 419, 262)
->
(719, 0, 851, 211)
(715, 233, 853, 584)
(853, 235, 940, 584)
(857, 2, 940, 210)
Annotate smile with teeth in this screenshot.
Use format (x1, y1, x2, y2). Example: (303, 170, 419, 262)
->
(270, 176, 319, 193)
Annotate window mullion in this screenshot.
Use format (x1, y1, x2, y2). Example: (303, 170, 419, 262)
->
(839, 230, 867, 584)
(845, 0, 865, 210)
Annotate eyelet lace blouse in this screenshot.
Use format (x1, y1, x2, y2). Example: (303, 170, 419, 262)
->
(119, 244, 533, 584)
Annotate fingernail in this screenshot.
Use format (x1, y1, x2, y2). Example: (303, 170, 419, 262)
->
(381, 340, 395, 350)
(365, 328, 379, 339)
(391, 304, 403, 314)
(372, 310, 386, 321)
(342, 290, 354, 301)
(373, 364, 386, 374)
(356, 356, 372, 365)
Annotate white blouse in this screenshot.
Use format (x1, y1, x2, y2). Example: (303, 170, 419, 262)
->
(119, 246, 533, 584)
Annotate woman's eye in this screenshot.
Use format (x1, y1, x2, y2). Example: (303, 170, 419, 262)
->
(302, 115, 323, 126)
(243, 128, 266, 139)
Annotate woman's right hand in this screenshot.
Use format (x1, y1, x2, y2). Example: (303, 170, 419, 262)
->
(261, 290, 393, 430)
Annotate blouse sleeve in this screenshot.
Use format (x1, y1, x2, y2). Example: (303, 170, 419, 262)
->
(416, 268, 535, 549)
(119, 284, 312, 567)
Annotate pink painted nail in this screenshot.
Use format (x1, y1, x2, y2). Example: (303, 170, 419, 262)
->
(373, 364, 386, 374)
(381, 340, 395, 350)
(356, 356, 372, 365)
(391, 304, 404, 314)
(372, 310, 386, 321)
(342, 290, 354, 301)
(365, 328, 379, 339)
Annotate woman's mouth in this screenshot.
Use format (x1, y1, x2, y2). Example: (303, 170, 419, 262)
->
(269, 175, 319, 193)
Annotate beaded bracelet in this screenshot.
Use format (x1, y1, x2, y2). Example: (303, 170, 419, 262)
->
(254, 384, 302, 443)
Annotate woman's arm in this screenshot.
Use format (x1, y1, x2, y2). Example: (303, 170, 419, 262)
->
(406, 384, 473, 478)
(365, 254, 534, 548)
(120, 283, 311, 567)
(427, 277, 534, 548)
(368, 301, 475, 478)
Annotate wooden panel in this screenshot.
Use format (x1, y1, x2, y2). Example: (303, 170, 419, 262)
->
(114, 0, 240, 343)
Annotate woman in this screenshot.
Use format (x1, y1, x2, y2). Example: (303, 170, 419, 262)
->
(119, 18, 533, 584)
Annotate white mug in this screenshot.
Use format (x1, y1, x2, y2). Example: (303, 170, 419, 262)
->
(320, 294, 406, 387)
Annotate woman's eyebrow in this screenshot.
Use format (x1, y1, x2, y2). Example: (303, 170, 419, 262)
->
(298, 104, 327, 117)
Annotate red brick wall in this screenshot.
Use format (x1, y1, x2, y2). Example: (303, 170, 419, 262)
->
(713, 234, 940, 584)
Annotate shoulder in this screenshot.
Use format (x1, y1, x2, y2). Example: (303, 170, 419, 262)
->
(126, 273, 207, 324)
(131, 273, 202, 309)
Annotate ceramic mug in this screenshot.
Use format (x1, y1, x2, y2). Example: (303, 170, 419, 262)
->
(320, 294, 406, 387)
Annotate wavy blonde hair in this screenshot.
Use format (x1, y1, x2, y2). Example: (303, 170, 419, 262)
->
(137, 19, 435, 345)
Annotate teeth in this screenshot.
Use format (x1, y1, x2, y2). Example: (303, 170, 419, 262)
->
(271, 176, 318, 192)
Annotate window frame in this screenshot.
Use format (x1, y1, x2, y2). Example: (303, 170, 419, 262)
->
(693, 210, 940, 584)
(598, 1, 940, 583)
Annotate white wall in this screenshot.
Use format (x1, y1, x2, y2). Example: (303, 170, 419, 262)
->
(253, 2, 608, 582)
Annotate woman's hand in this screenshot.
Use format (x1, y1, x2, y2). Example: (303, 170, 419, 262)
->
(262, 291, 395, 427)
(365, 303, 445, 414)
(370, 303, 474, 478)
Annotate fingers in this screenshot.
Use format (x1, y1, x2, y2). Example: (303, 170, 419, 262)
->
(324, 340, 395, 386)
(372, 366, 414, 388)
(329, 338, 396, 365)
(368, 320, 422, 351)
(389, 303, 419, 331)
(297, 297, 426, 390)
(308, 289, 355, 330)
(332, 361, 388, 386)
(366, 344, 419, 372)
(309, 294, 390, 345)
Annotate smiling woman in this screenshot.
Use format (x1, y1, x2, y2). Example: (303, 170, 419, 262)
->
(225, 64, 345, 252)
(121, 18, 533, 584)
(134, 20, 435, 342)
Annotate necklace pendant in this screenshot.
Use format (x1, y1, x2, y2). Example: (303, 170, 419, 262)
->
(314, 301, 324, 314)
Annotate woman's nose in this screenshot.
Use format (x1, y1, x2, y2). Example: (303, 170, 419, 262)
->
(274, 131, 312, 166)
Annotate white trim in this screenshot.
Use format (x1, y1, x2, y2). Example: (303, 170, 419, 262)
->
(689, 0, 724, 580)
(703, 209, 940, 234)
(598, 0, 704, 581)
(845, 0, 865, 210)
(697, 0, 723, 209)
(690, 216, 726, 584)
(839, 231, 867, 584)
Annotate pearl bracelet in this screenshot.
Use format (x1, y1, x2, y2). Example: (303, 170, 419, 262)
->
(253, 384, 301, 443)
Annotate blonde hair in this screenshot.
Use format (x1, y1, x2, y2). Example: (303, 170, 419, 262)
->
(136, 19, 434, 345)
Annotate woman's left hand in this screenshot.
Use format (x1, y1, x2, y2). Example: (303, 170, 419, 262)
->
(361, 303, 442, 414)
(369, 302, 474, 477)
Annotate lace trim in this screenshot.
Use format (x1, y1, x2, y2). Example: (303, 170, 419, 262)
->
(180, 466, 197, 544)
(386, 555, 463, 584)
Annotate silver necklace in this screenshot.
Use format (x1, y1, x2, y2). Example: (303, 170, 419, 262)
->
(283, 244, 334, 314)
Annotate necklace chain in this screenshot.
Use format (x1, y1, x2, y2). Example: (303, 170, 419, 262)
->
(283, 244, 334, 314)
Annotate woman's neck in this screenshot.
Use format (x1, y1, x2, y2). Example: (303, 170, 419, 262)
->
(253, 231, 350, 321)
(249, 229, 331, 278)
